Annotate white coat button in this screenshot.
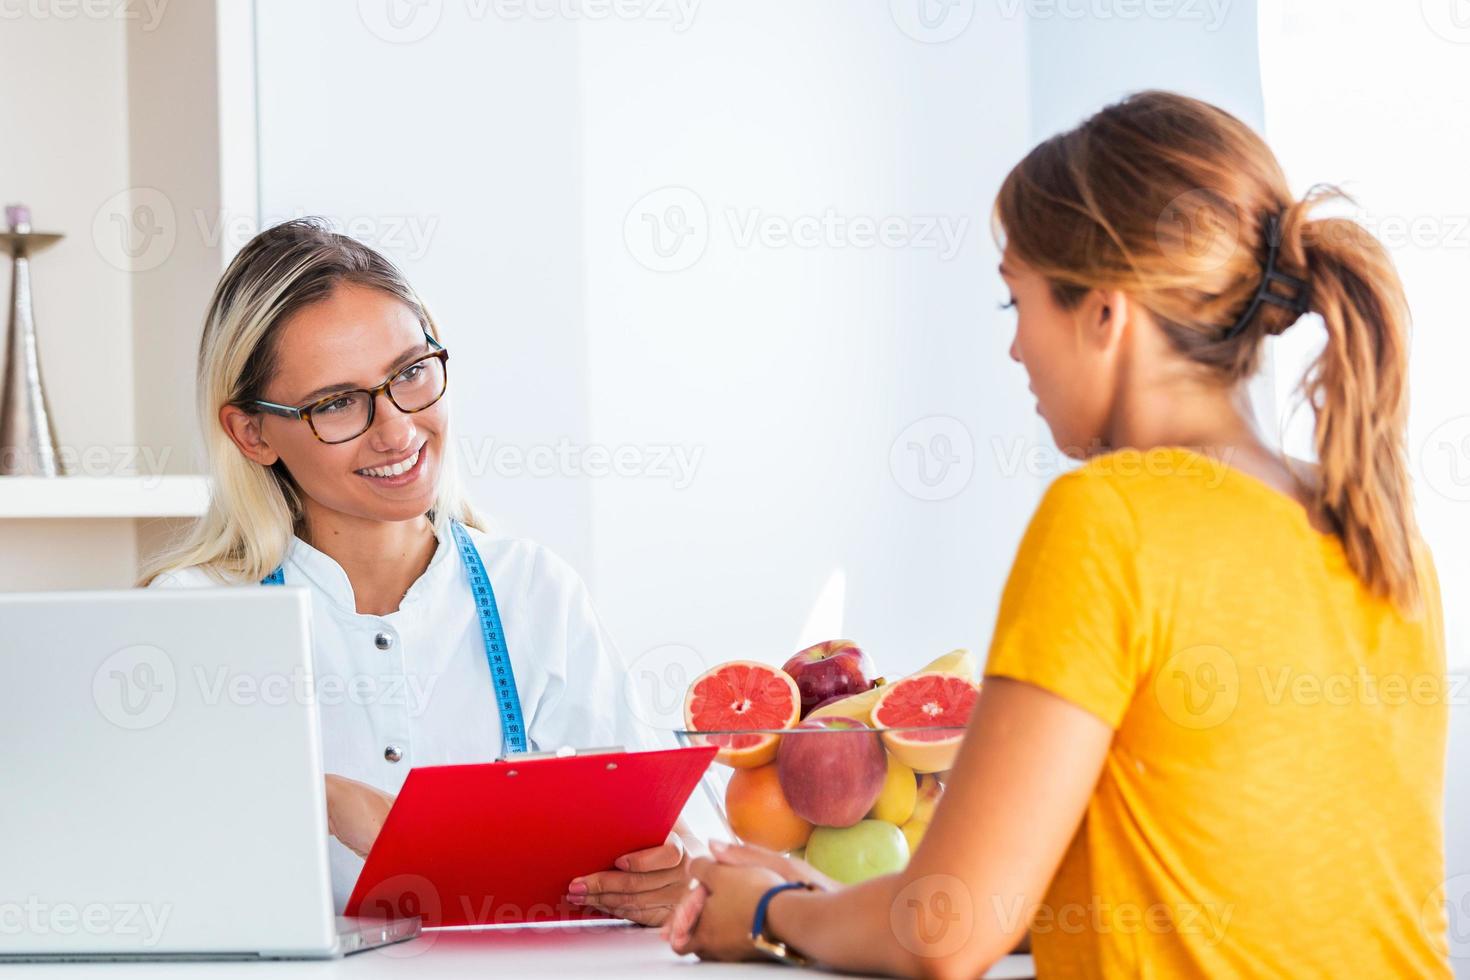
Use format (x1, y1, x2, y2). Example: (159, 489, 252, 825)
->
(374, 631, 394, 651)
(384, 745, 404, 763)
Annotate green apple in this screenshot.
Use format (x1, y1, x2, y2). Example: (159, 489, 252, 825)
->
(805, 820, 909, 884)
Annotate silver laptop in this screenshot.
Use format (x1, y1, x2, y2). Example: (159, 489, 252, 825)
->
(0, 587, 420, 960)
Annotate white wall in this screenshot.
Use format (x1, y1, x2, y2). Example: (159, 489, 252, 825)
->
(1026, 0, 1262, 135)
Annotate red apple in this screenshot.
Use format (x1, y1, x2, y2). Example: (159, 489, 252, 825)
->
(782, 639, 875, 717)
(775, 716, 888, 828)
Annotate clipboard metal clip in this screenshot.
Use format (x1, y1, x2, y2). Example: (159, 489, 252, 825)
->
(496, 745, 626, 763)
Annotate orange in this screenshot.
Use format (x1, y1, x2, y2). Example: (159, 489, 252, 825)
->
(725, 764, 812, 852)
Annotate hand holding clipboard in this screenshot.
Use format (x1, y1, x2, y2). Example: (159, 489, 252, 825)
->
(345, 744, 716, 927)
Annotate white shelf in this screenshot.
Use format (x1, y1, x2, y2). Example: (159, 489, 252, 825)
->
(0, 475, 211, 519)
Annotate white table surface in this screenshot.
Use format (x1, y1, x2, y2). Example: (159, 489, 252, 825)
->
(2, 923, 1035, 978)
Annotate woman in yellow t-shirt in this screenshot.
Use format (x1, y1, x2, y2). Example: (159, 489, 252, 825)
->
(662, 90, 1449, 977)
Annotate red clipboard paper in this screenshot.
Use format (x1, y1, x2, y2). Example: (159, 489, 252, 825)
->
(344, 744, 716, 927)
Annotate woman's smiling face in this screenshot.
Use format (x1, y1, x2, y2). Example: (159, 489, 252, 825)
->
(237, 283, 447, 524)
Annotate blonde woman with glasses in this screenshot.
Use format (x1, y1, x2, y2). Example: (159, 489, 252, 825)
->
(143, 218, 698, 923)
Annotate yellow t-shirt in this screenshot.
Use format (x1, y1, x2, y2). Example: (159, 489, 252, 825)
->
(984, 447, 1448, 978)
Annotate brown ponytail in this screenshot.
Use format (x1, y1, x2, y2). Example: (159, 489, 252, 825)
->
(1298, 201, 1419, 608)
(994, 91, 1422, 611)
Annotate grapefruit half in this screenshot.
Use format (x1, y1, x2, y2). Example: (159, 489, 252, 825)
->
(683, 660, 801, 768)
(870, 672, 979, 773)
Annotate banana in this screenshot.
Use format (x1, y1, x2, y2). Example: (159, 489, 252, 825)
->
(807, 681, 888, 724)
(917, 648, 977, 682)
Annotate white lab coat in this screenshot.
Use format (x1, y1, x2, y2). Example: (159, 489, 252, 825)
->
(149, 521, 678, 911)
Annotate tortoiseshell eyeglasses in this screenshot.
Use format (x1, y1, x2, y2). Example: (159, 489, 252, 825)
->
(242, 335, 449, 445)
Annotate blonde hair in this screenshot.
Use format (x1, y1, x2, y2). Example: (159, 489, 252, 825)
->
(138, 218, 485, 587)
(994, 91, 1422, 611)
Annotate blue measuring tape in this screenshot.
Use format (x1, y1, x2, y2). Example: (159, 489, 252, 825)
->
(261, 519, 527, 755)
(448, 520, 527, 755)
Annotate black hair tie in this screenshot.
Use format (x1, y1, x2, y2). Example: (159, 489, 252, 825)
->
(1221, 212, 1311, 341)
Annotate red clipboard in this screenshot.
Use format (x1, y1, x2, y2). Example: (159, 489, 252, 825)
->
(344, 744, 717, 927)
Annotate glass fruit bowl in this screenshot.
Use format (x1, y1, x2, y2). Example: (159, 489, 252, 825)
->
(671, 724, 965, 885)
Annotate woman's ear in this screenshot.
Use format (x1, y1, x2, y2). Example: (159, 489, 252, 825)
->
(1080, 288, 1131, 352)
(219, 404, 280, 467)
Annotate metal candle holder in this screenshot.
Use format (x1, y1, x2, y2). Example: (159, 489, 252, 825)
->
(0, 203, 67, 476)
